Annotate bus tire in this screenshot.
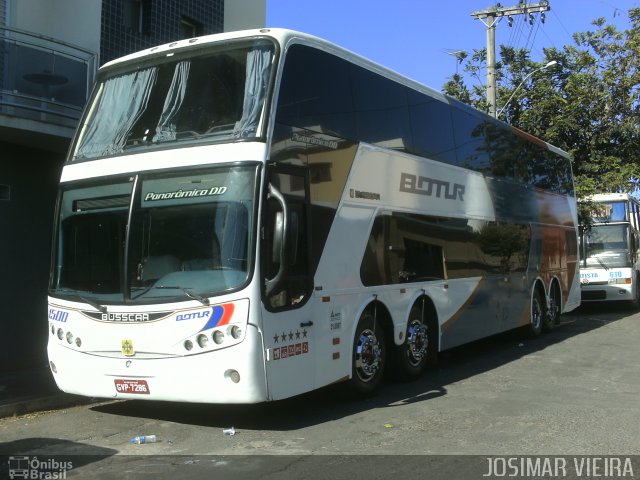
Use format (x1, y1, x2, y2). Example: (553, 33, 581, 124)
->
(542, 282, 561, 331)
(630, 274, 640, 308)
(351, 311, 386, 396)
(527, 288, 544, 337)
(392, 304, 431, 380)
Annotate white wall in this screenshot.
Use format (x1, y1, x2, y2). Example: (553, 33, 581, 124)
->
(8, 0, 100, 54)
(224, 0, 266, 32)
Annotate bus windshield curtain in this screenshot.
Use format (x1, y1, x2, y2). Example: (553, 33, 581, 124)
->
(234, 46, 271, 138)
(75, 69, 158, 158)
(153, 61, 190, 142)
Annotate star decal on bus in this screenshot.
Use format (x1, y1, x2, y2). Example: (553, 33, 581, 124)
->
(273, 330, 309, 345)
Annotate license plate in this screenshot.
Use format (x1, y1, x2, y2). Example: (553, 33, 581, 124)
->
(114, 379, 150, 394)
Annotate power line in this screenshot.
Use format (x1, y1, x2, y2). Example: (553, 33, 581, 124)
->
(550, 8, 575, 44)
(471, 1, 551, 117)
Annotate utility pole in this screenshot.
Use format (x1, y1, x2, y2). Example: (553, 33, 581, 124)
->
(471, 1, 551, 117)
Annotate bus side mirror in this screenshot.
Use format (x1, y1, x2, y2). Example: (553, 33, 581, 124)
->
(271, 211, 285, 263)
(288, 211, 299, 263)
(265, 184, 297, 296)
(271, 210, 298, 265)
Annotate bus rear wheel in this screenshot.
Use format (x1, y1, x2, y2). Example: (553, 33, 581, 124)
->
(542, 283, 561, 332)
(630, 274, 640, 308)
(351, 312, 386, 396)
(527, 289, 544, 337)
(392, 305, 430, 380)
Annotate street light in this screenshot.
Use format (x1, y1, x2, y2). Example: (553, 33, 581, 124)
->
(496, 60, 558, 118)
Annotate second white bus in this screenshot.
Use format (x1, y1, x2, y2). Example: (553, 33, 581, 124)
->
(580, 193, 640, 305)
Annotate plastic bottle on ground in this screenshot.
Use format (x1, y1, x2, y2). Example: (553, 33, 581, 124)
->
(129, 435, 157, 444)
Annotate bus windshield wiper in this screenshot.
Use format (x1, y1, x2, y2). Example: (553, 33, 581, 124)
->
(594, 255, 610, 271)
(183, 289, 210, 306)
(130, 285, 153, 300)
(155, 286, 210, 306)
(79, 296, 107, 313)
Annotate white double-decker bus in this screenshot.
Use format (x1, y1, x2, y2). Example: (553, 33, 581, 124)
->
(47, 29, 580, 403)
(580, 193, 640, 304)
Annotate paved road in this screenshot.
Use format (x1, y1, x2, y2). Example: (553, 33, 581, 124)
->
(1, 303, 639, 478)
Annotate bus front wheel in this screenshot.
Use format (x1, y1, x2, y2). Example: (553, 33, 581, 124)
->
(351, 312, 386, 396)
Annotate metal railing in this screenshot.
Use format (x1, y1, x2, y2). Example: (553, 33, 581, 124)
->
(0, 26, 97, 130)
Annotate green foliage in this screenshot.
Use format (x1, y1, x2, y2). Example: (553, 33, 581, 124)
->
(477, 223, 529, 274)
(442, 8, 640, 198)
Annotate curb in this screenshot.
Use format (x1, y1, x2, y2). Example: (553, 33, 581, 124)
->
(0, 394, 94, 419)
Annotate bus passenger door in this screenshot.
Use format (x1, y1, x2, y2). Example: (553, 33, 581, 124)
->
(261, 165, 315, 400)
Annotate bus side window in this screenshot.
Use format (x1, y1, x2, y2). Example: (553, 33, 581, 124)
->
(360, 214, 446, 286)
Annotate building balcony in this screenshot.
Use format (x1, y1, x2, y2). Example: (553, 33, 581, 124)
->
(0, 26, 97, 151)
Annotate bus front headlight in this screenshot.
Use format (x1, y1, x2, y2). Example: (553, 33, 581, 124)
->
(230, 325, 242, 339)
(197, 334, 209, 348)
(213, 330, 225, 345)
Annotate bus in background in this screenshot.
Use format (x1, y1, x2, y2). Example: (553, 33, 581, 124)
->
(47, 29, 581, 403)
(579, 193, 640, 305)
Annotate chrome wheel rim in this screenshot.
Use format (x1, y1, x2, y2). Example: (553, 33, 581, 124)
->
(549, 289, 560, 323)
(355, 328, 382, 382)
(406, 319, 428, 367)
(531, 295, 542, 330)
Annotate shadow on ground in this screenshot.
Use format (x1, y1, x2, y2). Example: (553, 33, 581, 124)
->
(91, 301, 637, 431)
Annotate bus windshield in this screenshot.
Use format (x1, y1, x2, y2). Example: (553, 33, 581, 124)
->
(71, 39, 274, 161)
(50, 165, 258, 304)
(581, 224, 631, 269)
(588, 201, 627, 223)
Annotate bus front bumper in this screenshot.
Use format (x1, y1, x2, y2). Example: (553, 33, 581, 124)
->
(580, 283, 634, 302)
(47, 326, 269, 404)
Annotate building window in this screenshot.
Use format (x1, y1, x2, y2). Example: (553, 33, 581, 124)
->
(124, 0, 148, 34)
(0, 184, 10, 201)
(180, 16, 203, 39)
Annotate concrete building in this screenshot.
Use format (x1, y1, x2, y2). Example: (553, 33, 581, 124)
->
(0, 0, 265, 372)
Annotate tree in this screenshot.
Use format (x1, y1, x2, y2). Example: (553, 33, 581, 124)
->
(443, 8, 640, 200)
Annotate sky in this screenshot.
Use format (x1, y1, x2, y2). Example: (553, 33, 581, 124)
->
(266, 0, 638, 91)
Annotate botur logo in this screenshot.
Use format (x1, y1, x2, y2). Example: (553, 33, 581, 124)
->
(399, 172, 465, 201)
